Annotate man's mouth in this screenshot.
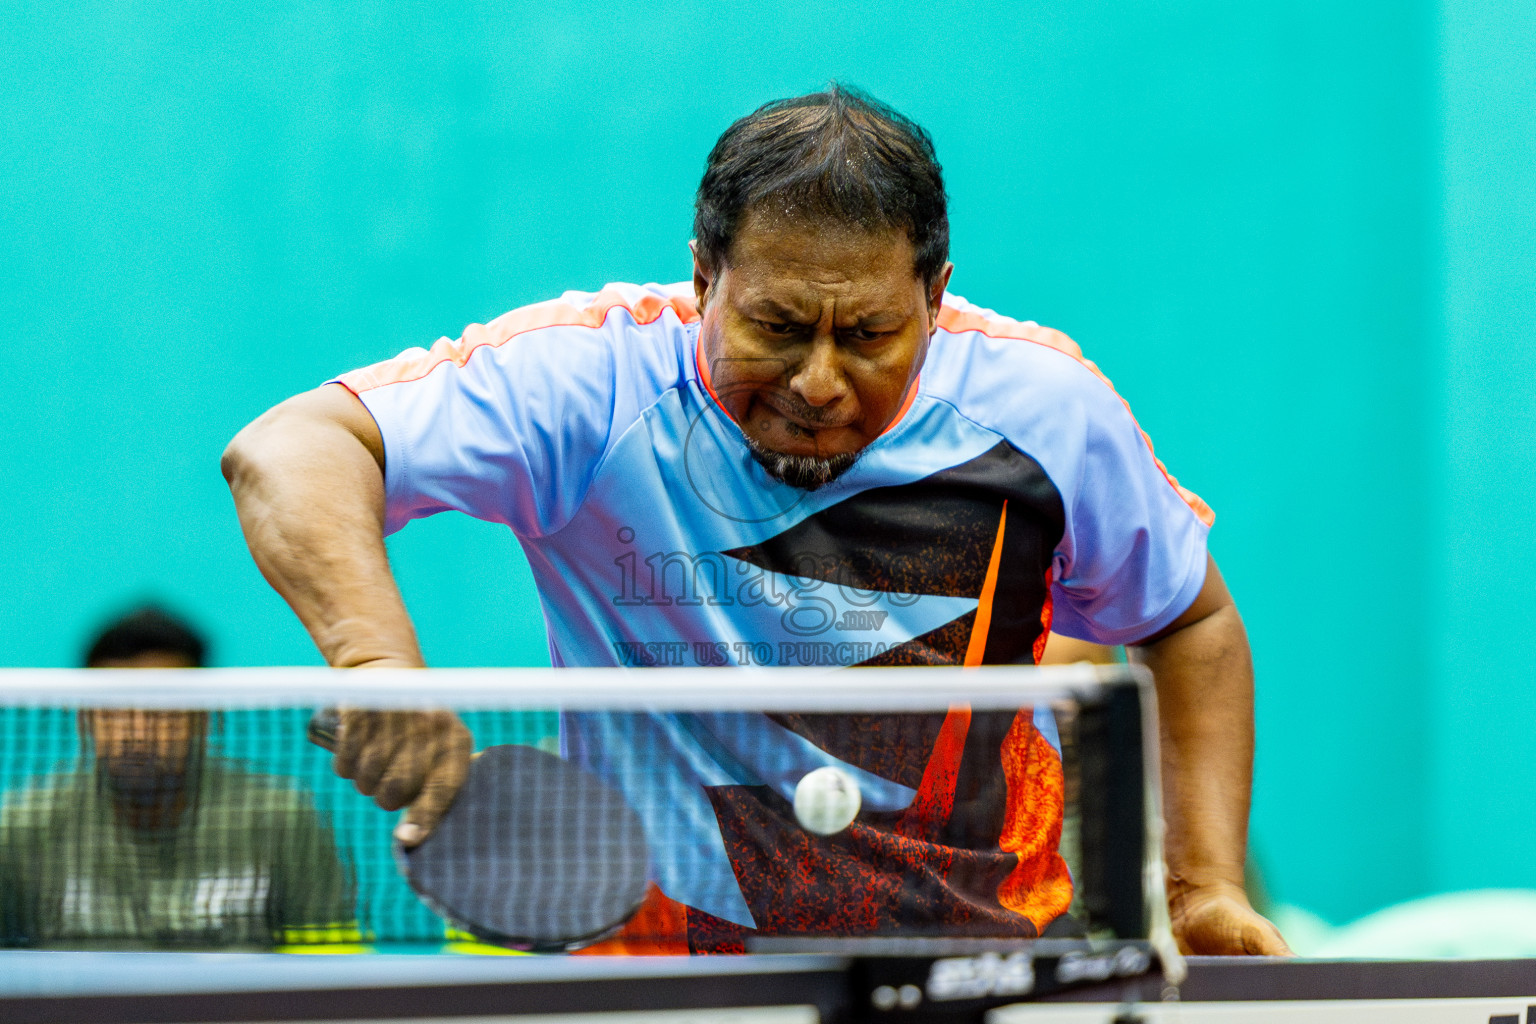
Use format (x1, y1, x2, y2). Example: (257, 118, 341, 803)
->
(100, 758, 186, 804)
(756, 394, 850, 436)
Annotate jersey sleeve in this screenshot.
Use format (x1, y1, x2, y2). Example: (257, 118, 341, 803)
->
(329, 286, 695, 539)
(1044, 363, 1214, 647)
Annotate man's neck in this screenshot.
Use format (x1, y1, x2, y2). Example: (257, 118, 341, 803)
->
(111, 790, 189, 834)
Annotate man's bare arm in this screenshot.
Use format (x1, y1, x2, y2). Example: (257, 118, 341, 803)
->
(222, 384, 418, 668)
(1132, 554, 1291, 956)
(222, 383, 470, 842)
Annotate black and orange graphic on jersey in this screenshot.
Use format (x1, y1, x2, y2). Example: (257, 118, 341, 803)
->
(726, 440, 1063, 666)
(582, 443, 1076, 954)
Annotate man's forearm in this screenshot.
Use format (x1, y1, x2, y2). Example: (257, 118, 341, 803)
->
(225, 387, 473, 837)
(1137, 603, 1254, 902)
(222, 390, 423, 668)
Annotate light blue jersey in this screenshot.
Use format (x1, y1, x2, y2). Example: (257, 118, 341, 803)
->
(332, 282, 1212, 944)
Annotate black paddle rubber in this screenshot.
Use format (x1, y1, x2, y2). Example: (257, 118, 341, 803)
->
(307, 710, 650, 951)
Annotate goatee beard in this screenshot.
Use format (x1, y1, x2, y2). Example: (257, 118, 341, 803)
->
(743, 434, 860, 491)
(99, 758, 187, 809)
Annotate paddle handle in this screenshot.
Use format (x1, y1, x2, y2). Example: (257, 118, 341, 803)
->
(307, 707, 341, 752)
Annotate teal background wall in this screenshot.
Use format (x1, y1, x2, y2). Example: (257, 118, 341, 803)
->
(0, 1, 1526, 927)
(1435, 4, 1536, 895)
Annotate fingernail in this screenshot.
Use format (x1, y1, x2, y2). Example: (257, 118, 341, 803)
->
(395, 823, 424, 845)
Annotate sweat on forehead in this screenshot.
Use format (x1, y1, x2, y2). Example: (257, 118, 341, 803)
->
(725, 206, 918, 283)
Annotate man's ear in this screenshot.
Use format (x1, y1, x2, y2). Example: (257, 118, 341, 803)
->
(927, 261, 955, 328)
(690, 241, 714, 313)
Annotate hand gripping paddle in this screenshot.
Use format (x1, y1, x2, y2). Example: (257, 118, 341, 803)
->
(307, 708, 650, 952)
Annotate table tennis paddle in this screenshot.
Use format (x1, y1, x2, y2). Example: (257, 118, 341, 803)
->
(307, 708, 650, 952)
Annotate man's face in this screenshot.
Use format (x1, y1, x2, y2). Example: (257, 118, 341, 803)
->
(694, 209, 953, 489)
(85, 651, 202, 802)
(85, 709, 204, 800)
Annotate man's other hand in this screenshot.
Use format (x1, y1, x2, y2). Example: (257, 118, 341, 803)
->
(331, 708, 473, 846)
(1170, 881, 1293, 956)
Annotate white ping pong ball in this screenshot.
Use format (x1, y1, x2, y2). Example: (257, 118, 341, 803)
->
(793, 766, 862, 835)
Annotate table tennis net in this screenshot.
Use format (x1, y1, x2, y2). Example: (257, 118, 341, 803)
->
(0, 667, 1162, 954)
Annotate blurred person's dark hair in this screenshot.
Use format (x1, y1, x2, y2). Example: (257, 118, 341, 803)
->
(693, 82, 950, 287)
(84, 606, 207, 668)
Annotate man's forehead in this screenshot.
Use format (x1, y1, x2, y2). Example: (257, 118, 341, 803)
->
(88, 709, 201, 727)
(731, 204, 916, 270)
(726, 225, 921, 316)
(731, 278, 915, 318)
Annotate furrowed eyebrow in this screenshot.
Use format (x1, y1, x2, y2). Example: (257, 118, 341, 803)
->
(740, 297, 815, 322)
(844, 310, 906, 328)
(739, 296, 910, 325)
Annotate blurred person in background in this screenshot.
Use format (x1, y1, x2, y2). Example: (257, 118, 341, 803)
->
(0, 607, 357, 950)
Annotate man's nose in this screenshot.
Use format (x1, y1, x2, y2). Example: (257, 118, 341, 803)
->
(119, 712, 174, 744)
(789, 335, 847, 408)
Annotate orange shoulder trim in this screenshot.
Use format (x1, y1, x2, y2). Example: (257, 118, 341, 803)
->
(936, 306, 1214, 528)
(337, 288, 701, 394)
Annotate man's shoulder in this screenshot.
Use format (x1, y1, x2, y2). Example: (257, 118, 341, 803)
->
(926, 293, 1124, 425)
(478, 282, 700, 351)
(337, 282, 698, 396)
(199, 763, 319, 815)
(0, 773, 90, 827)
(935, 294, 1086, 360)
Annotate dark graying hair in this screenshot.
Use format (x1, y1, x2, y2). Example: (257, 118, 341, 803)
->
(84, 605, 207, 667)
(694, 84, 949, 286)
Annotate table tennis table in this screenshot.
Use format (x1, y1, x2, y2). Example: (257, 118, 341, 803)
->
(3, 950, 1535, 1023)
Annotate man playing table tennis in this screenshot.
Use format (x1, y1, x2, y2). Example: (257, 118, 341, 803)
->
(224, 85, 1288, 956)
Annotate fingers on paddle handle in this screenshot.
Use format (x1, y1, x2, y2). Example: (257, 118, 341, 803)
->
(307, 706, 342, 752)
(398, 722, 473, 845)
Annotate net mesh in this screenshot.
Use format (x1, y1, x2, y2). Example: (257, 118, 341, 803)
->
(0, 667, 1155, 954)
